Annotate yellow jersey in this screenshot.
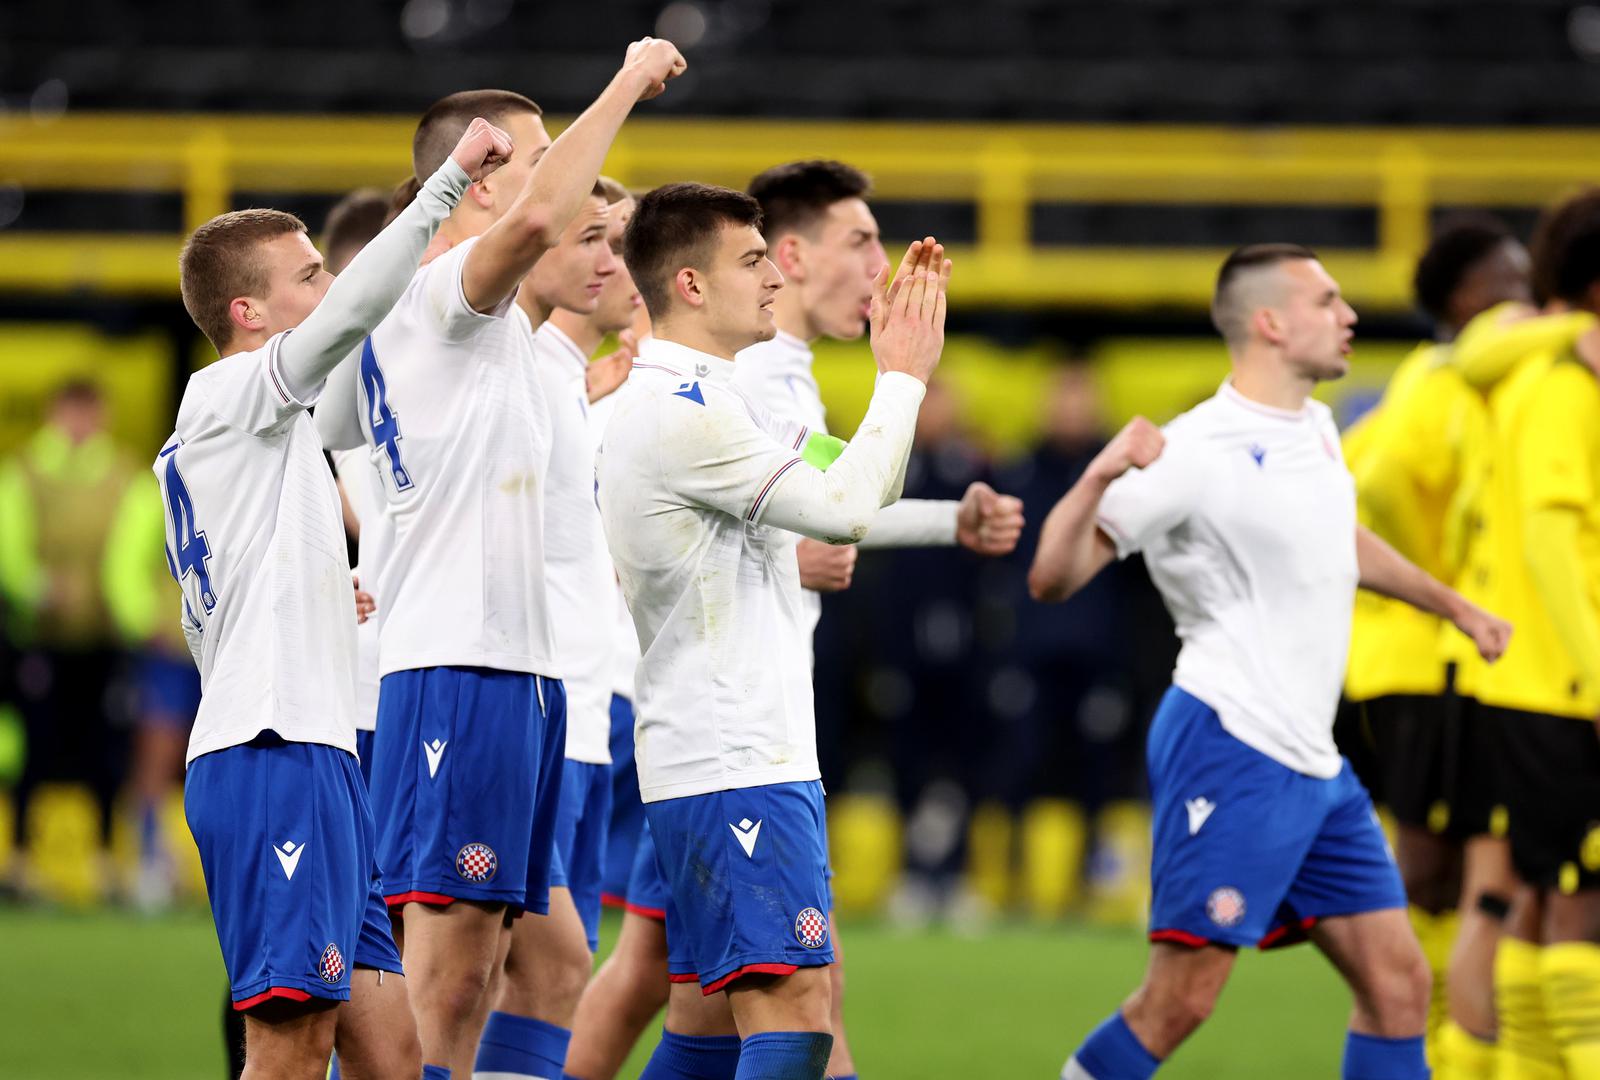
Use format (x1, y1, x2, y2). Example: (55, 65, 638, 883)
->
(1344, 344, 1485, 700)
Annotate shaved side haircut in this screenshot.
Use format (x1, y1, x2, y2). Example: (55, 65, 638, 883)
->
(1211, 243, 1319, 346)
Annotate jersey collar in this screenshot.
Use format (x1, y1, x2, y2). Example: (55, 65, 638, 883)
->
(639, 337, 736, 384)
(536, 322, 588, 374)
(1219, 378, 1310, 421)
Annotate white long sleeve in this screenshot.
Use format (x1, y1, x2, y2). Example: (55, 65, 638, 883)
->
(861, 498, 959, 548)
(277, 158, 471, 402)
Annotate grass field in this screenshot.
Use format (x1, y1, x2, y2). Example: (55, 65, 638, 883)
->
(0, 906, 1355, 1078)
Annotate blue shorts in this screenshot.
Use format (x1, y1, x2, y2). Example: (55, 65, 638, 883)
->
(1147, 687, 1406, 950)
(626, 820, 697, 979)
(186, 733, 402, 1011)
(548, 758, 612, 952)
(135, 653, 201, 730)
(370, 667, 567, 914)
(601, 694, 644, 909)
(644, 780, 834, 994)
(354, 729, 375, 788)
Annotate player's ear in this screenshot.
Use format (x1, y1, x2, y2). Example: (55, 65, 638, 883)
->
(465, 176, 496, 211)
(1253, 306, 1286, 347)
(674, 266, 705, 309)
(229, 296, 263, 337)
(772, 234, 806, 282)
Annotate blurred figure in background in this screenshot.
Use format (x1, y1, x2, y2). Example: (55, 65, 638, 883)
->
(321, 189, 390, 276)
(0, 380, 134, 888)
(987, 363, 1150, 921)
(856, 378, 994, 919)
(103, 474, 202, 909)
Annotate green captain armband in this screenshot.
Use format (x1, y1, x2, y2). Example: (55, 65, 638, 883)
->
(801, 432, 846, 471)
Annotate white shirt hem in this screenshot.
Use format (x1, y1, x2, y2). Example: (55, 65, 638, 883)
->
(640, 763, 822, 804)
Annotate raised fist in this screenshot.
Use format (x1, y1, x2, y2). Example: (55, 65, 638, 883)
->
(622, 37, 688, 102)
(449, 117, 515, 183)
(1090, 415, 1165, 483)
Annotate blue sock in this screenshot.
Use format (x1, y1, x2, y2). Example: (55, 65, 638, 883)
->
(638, 1030, 742, 1080)
(734, 1031, 833, 1080)
(474, 1011, 570, 1079)
(328, 1056, 341, 1080)
(1342, 1032, 1427, 1079)
(422, 1066, 452, 1080)
(1068, 1011, 1159, 1080)
(831, 1075, 857, 1080)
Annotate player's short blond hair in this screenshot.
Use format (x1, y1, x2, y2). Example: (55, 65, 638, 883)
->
(597, 176, 633, 206)
(180, 209, 307, 353)
(412, 89, 542, 182)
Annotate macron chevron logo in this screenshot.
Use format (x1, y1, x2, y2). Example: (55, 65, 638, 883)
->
(672, 381, 705, 406)
(423, 738, 447, 779)
(273, 840, 305, 881)
(1248, 443, 1266, 468)
(730, 817, 762, 858)
(1185, 797, 1216, 836)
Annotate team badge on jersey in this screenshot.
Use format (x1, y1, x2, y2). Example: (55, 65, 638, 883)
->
(1206, 886, 1246, 928)
(794, 906, 829, 949)
(456, 842, 498, 883)
(318, 943, 345, 984)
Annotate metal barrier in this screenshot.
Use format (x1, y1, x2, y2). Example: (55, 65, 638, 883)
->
(4, 114, 1600, 308)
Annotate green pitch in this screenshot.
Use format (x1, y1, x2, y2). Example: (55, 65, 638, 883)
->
(0, 908, 1351, 1078)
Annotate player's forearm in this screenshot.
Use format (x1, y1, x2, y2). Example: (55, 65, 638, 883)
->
(277, 159, 471, 398)
(1028, 470, 1114, 603)
(758, 373, 925, 544)
(1453, 305, 1594, 391)
(859, 499, 958, 548)
(1355, 524, 1462, 620)
(313, 347, 365, 451)
(466, 77, 645, 312)
(1525, 508, 1600, 692)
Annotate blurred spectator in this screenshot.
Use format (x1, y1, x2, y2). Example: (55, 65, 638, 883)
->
(0, 381, 134, 862)
(845, 379, 995, 909)
(103, 475, 200, 908)
(988, 364, 1145, 816)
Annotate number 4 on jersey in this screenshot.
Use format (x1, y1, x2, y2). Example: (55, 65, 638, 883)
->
(159, 445, 217, 614)
(361, 336, 413, 491)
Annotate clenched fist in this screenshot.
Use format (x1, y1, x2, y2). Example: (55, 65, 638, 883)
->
(449, 117, 515, 183)
(1088, 415, 1165, 484)
(956, 481, 1025, 556)
(797, 539, 857, 593)
(622, 37, 688, 102)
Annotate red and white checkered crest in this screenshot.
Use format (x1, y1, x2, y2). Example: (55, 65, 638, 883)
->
(319, 943, 345, 984)
(1206, 886, 1246, 928)
(456, 842, 498, 883)
(794, 906, 828, 950)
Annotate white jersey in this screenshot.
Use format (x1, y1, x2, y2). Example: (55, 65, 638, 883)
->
(598, 337, 924, 802)
(731, 331, 961, 638)
(534, 321, 614, 764)
(332, 447, 388, 733)
(359, 236, 558, 679)
(1097, 380, 1358, 778)
(586, 386, 641, 703)
(156, 336, 357, 764)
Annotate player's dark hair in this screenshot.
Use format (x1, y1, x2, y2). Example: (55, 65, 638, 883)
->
(747, 160, 872, 241)
(624, 182, 764, 319)
(52, 378, 102, 408)
(597, 175, 632, 206)
(179, 209, 308, 353)
(1530, 188, 1600, 306)
(1210, 243, 1319, 343)
(1412, 214, 1514, 324)
(321, 188, 389, 275)
(384, 175, 422, 227)
(412, 89, 541, 184)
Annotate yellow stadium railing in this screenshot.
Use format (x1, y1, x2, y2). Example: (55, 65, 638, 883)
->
(5, 114, 1600, 309)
